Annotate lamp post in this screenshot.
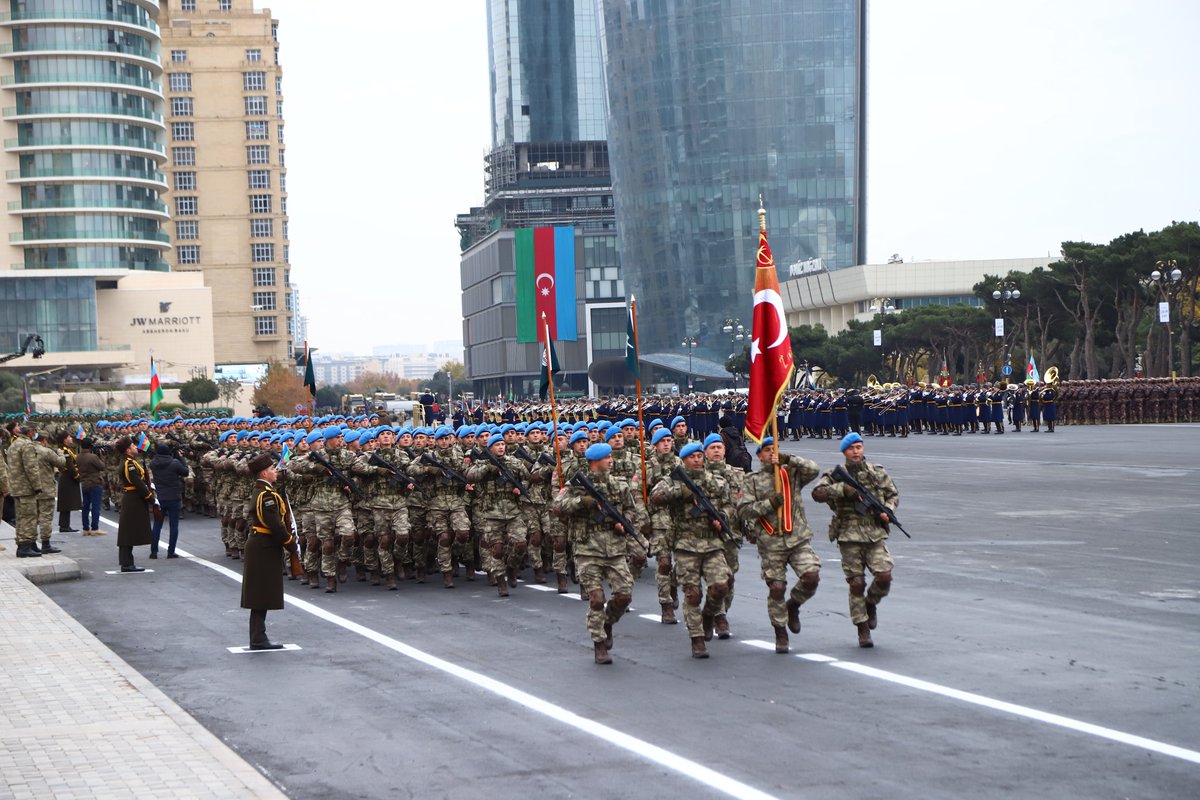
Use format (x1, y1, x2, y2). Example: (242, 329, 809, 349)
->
(991, 281, 1021, 379)
(681, 335, 698, 391)
(721, 318, 745, 387)
(869, 298, 895, 379)
(1149, 260, 1183, 380)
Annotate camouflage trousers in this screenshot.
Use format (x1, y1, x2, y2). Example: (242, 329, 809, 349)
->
(477, 514, 525, 577)
(425, 507, 470, 573)
(722, 540, 741, 613)
(360, 506, 408, 577)
(308, 506, 356, 578)
(838, 540, 894, 625)
(407, 505, 430, 574)
(674, 548, 731, 639)
(652, 528, 678, 607)
(13, 496, 54, 545)
(576, 554, 633, 644)
(759, 541, 821, 629)
(523, 505, 551, 572)
(352, 506, 372, 570)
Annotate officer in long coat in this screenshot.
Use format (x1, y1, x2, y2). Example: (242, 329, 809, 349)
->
(241, 452, 298, 650)
(115, 437, 154, 572)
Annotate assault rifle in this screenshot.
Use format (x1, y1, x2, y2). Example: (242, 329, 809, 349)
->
(514, 445, 556, 468)
(830, 464, 910, 538)
(569, 470, 651, 554)
(419, 452, 470, 488)
(368, 452, 414, 492)
(480, 447, 532, 502)
(669, 465, 740, 548)
(309, 451, 360, 496)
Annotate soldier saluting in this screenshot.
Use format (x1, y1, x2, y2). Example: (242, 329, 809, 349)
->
(241, 452, 299, 650)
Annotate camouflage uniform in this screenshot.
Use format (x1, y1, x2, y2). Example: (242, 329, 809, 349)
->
(402, 444, 434, 581)
(408, 443, 472, 583)
(8, 431, 51, 550)
(520, 442, 561, 585)
(552, 466, 647, 662)
(280, 451, 320, 586)
(464, 450, 529, 595)
(738, 453, 822, 651)
(290, 444, 358, 591)
(646, 449, 680, 620)
(705, 458, 747, 633)
(351, 445, 412, 589)
(813, 458, 899, 646)
(650, 464, 734, 656)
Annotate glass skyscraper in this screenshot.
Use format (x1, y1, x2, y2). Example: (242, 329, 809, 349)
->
(598, 0, 867, 360)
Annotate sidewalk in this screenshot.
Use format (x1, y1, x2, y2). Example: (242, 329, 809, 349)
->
(0, 522, 287, 799)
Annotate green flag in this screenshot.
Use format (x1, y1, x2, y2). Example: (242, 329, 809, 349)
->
(625, 302, 640, 380)
(303, 343, 316, 398)
(539, 337, 560, 400)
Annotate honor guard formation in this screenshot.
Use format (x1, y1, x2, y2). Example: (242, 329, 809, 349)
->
(3, 374, 1196, 660)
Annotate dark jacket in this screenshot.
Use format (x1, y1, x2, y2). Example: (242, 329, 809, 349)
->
(242, 480, 296, 610)
(720, 426, 753, 473)
(149, 452, 190, 503)
(57, 445, 82, 512)
(77, 450, 106, 490)
(117, 456, 154, 547)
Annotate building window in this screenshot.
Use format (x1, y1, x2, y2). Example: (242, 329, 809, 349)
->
(246, 121, 268, 140)
(276, 100, 283, 119)
(244, 96, 267, 116)
(175, 196, 197, 216)
(275, 76, 282, 95)
(219, 0, 232, 10)
(252, 291, 276, 311)
(243, 71, 265, 91)
(283, 244, 289, 263)
(248, 170, 270, 189)
(171, 97, 193, 116)
(277, 125, 285, 144)
(176, 220, 198, 240)
(249, 194, 272, 214)
(171, 122, 194, 141)
(177, 245, 199, 264)
(273, 46, 280, 63)
(174, 171, 195, 191)
(246, 48, 262, 62)
(171, 50, 187, 63)
(253, 267, 276, 287)
(280, 197, 287, 215)
(172, 146, 195, 166)
(251, 218, 273, 238)
(282, 220, 289, 239)
(272, 23, 279, 40)
(255, 316, 276, 336)
(278, 149, 285, 167)
(285, 293, 293, 312)
(252, 243, 275, 263)
(246, 145, 269, 164)
(181, 0, 195, 10)
(279, 174, 286, 193)
(168, 73, 191, 92)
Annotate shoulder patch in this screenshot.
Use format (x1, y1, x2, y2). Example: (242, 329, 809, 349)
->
(262, 498, 276, 506)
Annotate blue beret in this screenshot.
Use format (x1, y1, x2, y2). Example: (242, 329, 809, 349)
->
(96, 420, 108, 428)
(840, 432, 864, 452)
(679, 442, 703, 459)
(237, 431, 250, 441)
(585, 443, 613, 461)
(586, 422, 598, 431)
(703, 433, 722, 448)
(670, 416, 686, 428)
(434, 426, 452, 440)
(569, 431, 589, 446)
(651, 428, 672, 445)
(456, 426, 471, 437)
(305, 431, 323, 445)
(500, 424, 515, 434)
(359, 432, 374, 446)
(648, 418, 664, 430)
(343, 430, 360, 443)
(515, 423, 528, 432)
(604, 426, 622, 442)
(756, 436, 775, 453)
(597, 421, 611, 430)
(572, 422, 587, 432)
(620, 418, 637, 428)
(221, 431, 236, 441)
(482, 433, 500, 448)
(322, 426, 343, 440)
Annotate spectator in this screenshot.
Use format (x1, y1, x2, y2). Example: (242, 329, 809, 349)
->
(77, 440, 106, 536)
(149, 442, 189, 559)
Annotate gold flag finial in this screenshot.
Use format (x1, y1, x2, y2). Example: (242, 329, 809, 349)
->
(757, 194, 767, 232)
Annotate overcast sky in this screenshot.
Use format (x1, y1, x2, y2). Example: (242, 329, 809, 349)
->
(276, 0, 1200, 355)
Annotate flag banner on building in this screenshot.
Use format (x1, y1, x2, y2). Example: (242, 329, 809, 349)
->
(745, 221, 795, 443)
(540, 337, 561, 400)
(302, 342, 317, 398)
(149, 357, 164, 419)
(1027, 354, 1041, 383)
(516, 226, 577, 343)
(625, 300, 640, 380)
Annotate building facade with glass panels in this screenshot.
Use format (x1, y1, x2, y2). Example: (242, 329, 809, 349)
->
(598, 0, 868, 362)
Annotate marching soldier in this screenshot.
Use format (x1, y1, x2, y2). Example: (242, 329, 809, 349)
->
(464, 433, 528, 596)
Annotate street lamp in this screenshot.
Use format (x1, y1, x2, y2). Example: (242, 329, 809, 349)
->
(1149, 260, 1183, 380)
(869, 297, 896, 315)
(681, 335, 698, 391)
(991, 281, 1021, 378)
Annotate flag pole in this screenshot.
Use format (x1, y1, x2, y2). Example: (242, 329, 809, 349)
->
(304, 340, 312, 419)
(542, 312, 564, 489)
(631, 294, 649, 507)
(757, 199, 784, 531)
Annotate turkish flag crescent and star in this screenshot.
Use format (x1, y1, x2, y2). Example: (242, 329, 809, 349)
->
(745, 225, 795, 443)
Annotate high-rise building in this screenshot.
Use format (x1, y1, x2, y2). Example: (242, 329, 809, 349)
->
(159, 0, 292, 367)
(458, 0, 627, 399)
(0, 0, 216, 390)
(599, 0, 868, 365)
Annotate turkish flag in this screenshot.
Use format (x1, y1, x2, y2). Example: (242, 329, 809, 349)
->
(745, 227, 794, 443)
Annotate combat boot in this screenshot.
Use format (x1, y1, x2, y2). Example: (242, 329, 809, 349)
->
(691, 637, 709, 659)
(40, 540, 62, 554)
(29, 541, 41, 553)
(556, 572, 569, 594)
(371, 569, 381, 586)
(786, 599, 802, 634)
(306, 571, 319, 589)
(386, 573, 398, 591)
(593, 641, 612, 665)
(414, 565, 426, 584)
(701, 613, 715, 642)
(533, 566, 546, 584)
(603, 623, 614, 650)
(496, 574, 509, 597)
(660, 603, 677, 624)
(463, 560, 476, 581)
(354, 564, 368, 582)
(865, 601, 878, 630)
(337, 562, 348, 583)
(714, 614, 731, 640)
(857, 622, 873, 648)
(325, 576, 337, 593)
(442, 571, 455, 589)
(16, 543, 42, 558)
(773, 625, 790, 654)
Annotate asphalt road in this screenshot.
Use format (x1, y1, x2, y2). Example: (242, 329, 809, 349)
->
(44, 424, 1200, 800)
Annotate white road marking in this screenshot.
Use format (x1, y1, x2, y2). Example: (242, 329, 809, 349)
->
(103, 569, 155, 575)
(524, 584, 557, 592)
(741, 640, 776, 651)
(638, 614, 662, 623)
(227, 644, 301, 654)
(796, 653, 838, 663)
(100, 517, 779, 800)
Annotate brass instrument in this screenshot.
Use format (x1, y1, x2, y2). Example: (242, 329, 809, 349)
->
(1045, 366, 1059, 385)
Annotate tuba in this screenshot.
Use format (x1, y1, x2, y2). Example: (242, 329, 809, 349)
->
(866, 374, 880, 390)
(1045, 366, 1059, 385)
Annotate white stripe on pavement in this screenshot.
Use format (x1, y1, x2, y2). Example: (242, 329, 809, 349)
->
(100, 517, 780, 800)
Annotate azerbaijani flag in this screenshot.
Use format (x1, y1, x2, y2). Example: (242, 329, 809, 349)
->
(149, 357, 164, 419)
(137, 432, 151, 452)
(515, 226, 577, 343)
(75, 424, 87, 440)
(1027, 354, 1041, 383)
(277, 442, 291, 469)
